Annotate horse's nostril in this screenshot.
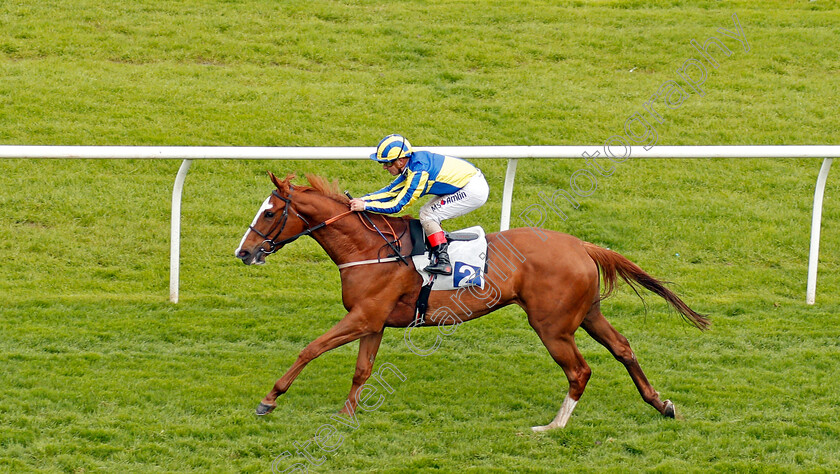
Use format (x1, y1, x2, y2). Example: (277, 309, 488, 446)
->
(238, 250, 249, 258)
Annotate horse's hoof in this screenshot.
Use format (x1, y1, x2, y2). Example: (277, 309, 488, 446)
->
(662, 399, 676, 418)
(256, 402, 277, 416)
(531, 422, 561, 432)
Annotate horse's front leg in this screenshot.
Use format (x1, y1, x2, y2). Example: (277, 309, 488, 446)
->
(256, 310, 378, 415)
(339, 330, 385, 416)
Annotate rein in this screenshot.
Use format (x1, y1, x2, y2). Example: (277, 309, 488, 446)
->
(345, 191, 409, 267)
(253, 186, 408, 267)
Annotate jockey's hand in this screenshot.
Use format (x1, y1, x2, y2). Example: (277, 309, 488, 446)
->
(349, 199, 366, 212)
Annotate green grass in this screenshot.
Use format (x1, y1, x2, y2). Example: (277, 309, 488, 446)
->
(2, 1, 839, 472)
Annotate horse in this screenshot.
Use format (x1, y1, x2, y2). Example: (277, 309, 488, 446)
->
(235, 172, 709, 431)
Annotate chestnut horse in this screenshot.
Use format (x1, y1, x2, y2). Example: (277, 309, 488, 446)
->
(235, 173, 709, 431)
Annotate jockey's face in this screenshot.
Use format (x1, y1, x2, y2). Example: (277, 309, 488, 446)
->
(382, 157, 407, 176)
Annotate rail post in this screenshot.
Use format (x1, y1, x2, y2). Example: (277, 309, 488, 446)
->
(807, 158, 832, 305)
(170, 159, 193, 303)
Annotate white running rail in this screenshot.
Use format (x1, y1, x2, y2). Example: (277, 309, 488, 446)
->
(1, 145, 835, 304)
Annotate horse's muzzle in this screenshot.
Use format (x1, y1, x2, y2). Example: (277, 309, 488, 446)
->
(237, 249, 266, 265)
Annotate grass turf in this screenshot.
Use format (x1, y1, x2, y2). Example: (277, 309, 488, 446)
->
(1, 1, 839, 472)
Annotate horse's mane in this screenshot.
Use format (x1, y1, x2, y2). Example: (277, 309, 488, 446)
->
(302, 174, 350, 205)
(300, 173, 414, 222)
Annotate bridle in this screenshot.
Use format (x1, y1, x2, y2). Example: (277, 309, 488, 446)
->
(250, 186, 352, 255)
(249, 184, 409, 267)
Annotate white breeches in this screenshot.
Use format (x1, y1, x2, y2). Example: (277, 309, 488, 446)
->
(418, 170, 489, 236)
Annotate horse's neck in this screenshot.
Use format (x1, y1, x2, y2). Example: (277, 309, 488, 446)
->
(301, 195, 383, 264)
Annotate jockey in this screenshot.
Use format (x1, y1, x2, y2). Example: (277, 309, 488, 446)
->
(349, 134, 489, 275)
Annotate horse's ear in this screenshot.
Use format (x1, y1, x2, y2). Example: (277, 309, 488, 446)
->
(268, 171, 283, 189)
(267, 172, 297, 192)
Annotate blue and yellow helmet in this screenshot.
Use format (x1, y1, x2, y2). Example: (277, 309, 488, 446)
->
(370, 134, 413, 163)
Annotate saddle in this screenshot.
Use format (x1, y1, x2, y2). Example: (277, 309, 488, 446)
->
(407, 219, 480, 255)
(407, 220, 487, 326)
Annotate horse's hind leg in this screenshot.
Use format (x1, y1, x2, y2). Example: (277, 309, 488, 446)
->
(530, 330, 592, 432)
(580, 304, 675, 418)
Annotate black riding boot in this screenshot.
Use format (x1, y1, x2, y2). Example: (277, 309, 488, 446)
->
(424, 242, 453, 275)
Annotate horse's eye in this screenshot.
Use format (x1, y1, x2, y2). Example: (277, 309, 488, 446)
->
(264, 211, 275, 219)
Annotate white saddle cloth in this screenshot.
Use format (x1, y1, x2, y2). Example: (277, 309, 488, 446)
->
(411, 226, 487, 291)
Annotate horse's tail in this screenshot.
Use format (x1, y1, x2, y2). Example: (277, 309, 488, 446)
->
(583, 242, 710, 331)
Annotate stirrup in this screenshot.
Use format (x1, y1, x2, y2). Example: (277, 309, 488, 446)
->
(424, 261, 452, 275)
(424, 252, 452, 275)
